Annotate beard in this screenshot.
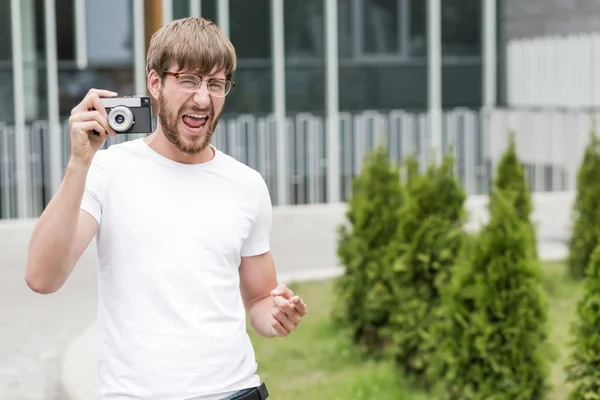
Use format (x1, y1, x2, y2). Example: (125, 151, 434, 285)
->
(156, 91, 222, 155)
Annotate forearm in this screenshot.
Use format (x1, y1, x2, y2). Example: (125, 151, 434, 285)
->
(248, 296, 277, 338)
(26, 160, 89, 292)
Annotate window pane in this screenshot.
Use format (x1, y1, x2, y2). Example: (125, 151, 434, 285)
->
(223, 68, 272, 115)
(224, 0, 272, 114)
(172, 1, 216, 20)
(338, 0, 428, 111)
(285, 66, 325, 113)
(201, 0, 217, 23)
(230, 0, 271, 59)
(57, 0, 75, 60)
(173, 0, 190, 19)
(342, 64, 427, 111)
(0, 68, 14, 123)
(284, 0, 325, 112)
(285, 0, 324, 59)
(0, 1, 11, 61)
(85, 0, 133, 66)
(410, 0, 427, 57)
(337, 0, 353, 58)
(362, 0, 399, 54)
(442, 0, 481, 56)
(442, 62, 482, 107)
(59, 0, 135, 115)
(37, 0, 82, 61)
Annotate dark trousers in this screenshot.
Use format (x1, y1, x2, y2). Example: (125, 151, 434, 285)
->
(220, 383, 269, 400)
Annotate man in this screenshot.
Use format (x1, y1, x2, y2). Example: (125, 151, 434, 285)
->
(25, 17, 307, 400)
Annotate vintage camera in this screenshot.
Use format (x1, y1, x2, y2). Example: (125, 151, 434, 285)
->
(100, 95, 153, 134)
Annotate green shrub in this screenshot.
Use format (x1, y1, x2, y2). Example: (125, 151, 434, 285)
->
(567, 129, 600, 280)
(334, 144, 405, 357)
(386, 152, 467, 384)
(565, 243, 600, 399)
(489, 131, 537, 259)
(399, 152, 467, 238)
(429, 191, 551, 400)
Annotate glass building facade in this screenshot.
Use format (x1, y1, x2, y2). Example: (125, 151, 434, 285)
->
(0, 0, 499, 122)
(0, 0, 503, 219)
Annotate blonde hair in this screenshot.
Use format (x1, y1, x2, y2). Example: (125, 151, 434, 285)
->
(146, 17, 237, 81)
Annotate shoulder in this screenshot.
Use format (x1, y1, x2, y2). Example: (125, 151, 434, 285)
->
(216, 149, 269, 193)
(90, 139, 144, 170)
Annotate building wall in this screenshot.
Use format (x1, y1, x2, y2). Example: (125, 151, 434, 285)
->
(0, 0, 500, 218)
(504, 0, 600, 40)
(0, 0, 489, 127)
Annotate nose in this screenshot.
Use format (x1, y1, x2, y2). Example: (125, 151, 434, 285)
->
(192, 82, 211, 108)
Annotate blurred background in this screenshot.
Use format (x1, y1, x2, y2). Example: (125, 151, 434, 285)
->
(2, 0, 600, 399)
(1, 0, 496, 216)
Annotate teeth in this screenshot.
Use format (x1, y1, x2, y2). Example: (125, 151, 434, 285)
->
(185, 114, 207, 119)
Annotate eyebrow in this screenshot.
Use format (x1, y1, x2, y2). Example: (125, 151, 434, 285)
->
(179, 70, 226, 79)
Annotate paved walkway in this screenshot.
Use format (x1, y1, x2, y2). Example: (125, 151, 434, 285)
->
(0, 219, 98, 399)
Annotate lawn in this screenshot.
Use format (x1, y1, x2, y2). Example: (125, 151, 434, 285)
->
(248, 261, 583, 400)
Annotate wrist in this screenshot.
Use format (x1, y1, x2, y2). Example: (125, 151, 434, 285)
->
(67, 157, 91, 173)
(249, 296, 277, 338)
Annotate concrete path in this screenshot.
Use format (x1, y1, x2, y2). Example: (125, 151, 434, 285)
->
(0, 219, 98, 400)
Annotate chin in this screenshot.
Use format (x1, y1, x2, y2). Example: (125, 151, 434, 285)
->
(176, 128, 211, 154)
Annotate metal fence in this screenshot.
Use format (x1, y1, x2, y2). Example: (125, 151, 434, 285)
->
(0, 107, 595, 220)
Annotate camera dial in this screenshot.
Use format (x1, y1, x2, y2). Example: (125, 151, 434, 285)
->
(108, 106, 134, 132)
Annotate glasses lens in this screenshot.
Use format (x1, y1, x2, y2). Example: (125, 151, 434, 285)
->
(178, 75, 200, 91)
(208, 80, 231, 97)
(177, 75, 232, 96)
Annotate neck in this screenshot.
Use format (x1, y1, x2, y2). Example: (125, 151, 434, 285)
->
(144, 124, 215, 164)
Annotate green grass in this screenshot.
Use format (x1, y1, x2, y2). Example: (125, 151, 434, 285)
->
(542, 261, 582, 399)
(248, 261, 582, 399)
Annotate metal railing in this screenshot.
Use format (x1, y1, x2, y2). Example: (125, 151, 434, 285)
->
(0, 107, 592, 220)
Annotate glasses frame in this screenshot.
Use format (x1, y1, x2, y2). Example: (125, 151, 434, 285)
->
(164, 71, 236, 97)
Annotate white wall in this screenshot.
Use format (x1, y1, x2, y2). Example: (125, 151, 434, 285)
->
(267, 191, 574, 273)
(507, 32, 600, 108)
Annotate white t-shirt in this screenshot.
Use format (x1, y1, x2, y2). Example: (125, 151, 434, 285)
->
(80, 138, 272, 400)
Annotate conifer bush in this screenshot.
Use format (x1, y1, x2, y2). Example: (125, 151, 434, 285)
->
(334, 144, 405, 357)
(386, 152, 467, 384)
(490, 131, 537, 259)
(567, 129, 600, 280)
(565, 243, 600, 399)
(429, 191, 551, 400)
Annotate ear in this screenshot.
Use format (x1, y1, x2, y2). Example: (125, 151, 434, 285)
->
(147, 69, 162, 99)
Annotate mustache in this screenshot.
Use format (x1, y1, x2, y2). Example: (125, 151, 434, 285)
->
(180, 107, 212, 116)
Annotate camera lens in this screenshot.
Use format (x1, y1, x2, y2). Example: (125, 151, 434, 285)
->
(108, 106, 134, 133)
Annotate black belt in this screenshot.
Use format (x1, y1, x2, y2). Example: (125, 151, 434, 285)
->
(232, 383, 269, 400)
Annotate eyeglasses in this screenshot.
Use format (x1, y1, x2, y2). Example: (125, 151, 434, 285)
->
(165, 71, 235, 97)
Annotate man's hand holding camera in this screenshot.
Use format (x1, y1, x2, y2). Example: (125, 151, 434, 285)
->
(68, 88, 118, 167)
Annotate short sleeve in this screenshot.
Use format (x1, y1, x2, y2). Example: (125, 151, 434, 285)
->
(240, 175, 272, 257)
(80, 152, 108, 225)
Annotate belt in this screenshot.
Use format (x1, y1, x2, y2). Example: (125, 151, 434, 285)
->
(231, 383, 269, 400)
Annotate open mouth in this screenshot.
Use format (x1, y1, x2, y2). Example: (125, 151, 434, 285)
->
(182, 113, 209, 132)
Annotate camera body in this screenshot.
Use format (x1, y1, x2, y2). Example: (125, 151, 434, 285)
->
(100, 96, 153, 134)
